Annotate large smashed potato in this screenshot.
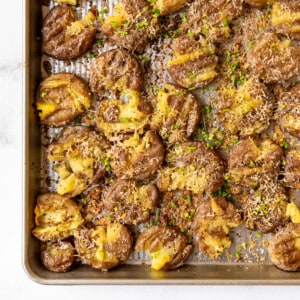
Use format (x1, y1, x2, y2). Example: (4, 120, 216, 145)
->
(35, 73, 91, 127)
(150, 83, 200, 144)
(74, 223, 133, 270)
(103, 179, 158, 225)
(157, 142, 225, 194)
(193, 197, 242, 259)
(268, 223, 300, 271)
(135, 225, 192, 270)
(32, 193, 84, 242)
(48, 126, 110, 197)
(42, 5, 96, 60)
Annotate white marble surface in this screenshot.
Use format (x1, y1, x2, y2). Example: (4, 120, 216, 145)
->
(0, 1, 299, 299)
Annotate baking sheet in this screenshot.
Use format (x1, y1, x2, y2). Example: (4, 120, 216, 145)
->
(23, 0, 300, 284)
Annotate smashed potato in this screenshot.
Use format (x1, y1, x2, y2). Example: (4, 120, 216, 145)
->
(94, 90, 151, 141)
(268, 223, 300, 271)
(40, 240, 76, 273)
(32, 193, 84, 242)
(135, 225, 192, 270)
(150, 83, 200, 144)
(239, 180, 288, 233)
(42, 5, 96, 60)
(35, 73, 91, 127)
(48, 126, 110, 197)
(166, 35, 218, 89)
(217, 78, 274, 137)
(284, 150, 300, 189)
(103, 179, 158, 225)
(157, 142, 225, 194)
(110, 131, 164, 181)
(227, 137, 283, 189)
(193, 197, 242, 259)
(74, 223, 133, 270)
(89, 48, 144, 94)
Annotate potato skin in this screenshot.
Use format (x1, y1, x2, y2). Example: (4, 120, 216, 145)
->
(40, 240, 75, 273)
(42, 5, 96, 60)
(268, 223, 300, 271)
(89, 49, 144, 94)
(35, 73, 91, 127)
(135, 225, 192, 270)
(245, 0, 267, 8)
(103, 179, 158, 225)
(32, 193, 84, 242)
(74, 223, 133, 270)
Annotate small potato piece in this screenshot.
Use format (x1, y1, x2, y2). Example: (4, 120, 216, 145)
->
(160, 190, 200, 237)
(48, 126, 110, 197)
(101, 0, 160, 53)
(95, 91, 151, 141)
(151, 0, 188, 16)
(40, 240, 75, 273)
(89, 49, 144, 94)
(276, 83, 300, 138)
(42, 5, 96, 60)
(150, 83, 200, 144)
(268, 223, 300, 271)
(217, 78, 274, 137)
(135, 225, 192, 270)
(247, 32, 300, 84)
(35, 73, 91, 127)
(284, 150, 300, 189)
(271, 0, 300, 40)
(110, 131, 165, 181)
(227, 138, 283, 189)
(103, 179, 158, 225)
(193, 197, 242, 259)
(32, 193, 84, 242)
(157, 142, 225, 194)
(74, 223, 133, 270)
(239, 181, 288, 233)
(183, 0, 244, 41)
(166, 35, 218, 89)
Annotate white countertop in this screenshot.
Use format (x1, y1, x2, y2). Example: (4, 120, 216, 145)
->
(0, 1, 299, 299)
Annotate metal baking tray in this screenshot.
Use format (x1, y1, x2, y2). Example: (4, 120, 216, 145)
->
(22, 0, 300, 285)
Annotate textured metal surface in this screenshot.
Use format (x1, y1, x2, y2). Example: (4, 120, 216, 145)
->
(23, 0, 300, 285)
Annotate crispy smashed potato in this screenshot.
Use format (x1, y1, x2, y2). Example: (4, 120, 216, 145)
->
(183, 0, 244, 41)
(110, 131, 164, 181)
(160, 190, 200, 237)
(239, 180, 288, 233)
(42, 5, 96, 60)
(268, 223, 300, 271)
(193, 197, 242, 259)
(166, 35, 218, 89)
(35, 73, 91, 127)
(135, 225, 192, 270)
(94, 90, 151, 141)
(89, 48, 144, 94)
(227, 137, 283, 189)
(150, 83, 200, 144)
(284, 150, 300, 189)
(217, 78, 274, 137)
(271, 0, 300, 40)
(157, 142, 225, 194)
(247, 32, 300, 84)
(32, 193, 84, 242)
(48, 126, 110, 197)
(40, 240, 76, 273)
(103, 179, 158, 225)
(101, 0, 160, 53)
(74, 223, 133, 270)
(276, 82, 300, 138)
